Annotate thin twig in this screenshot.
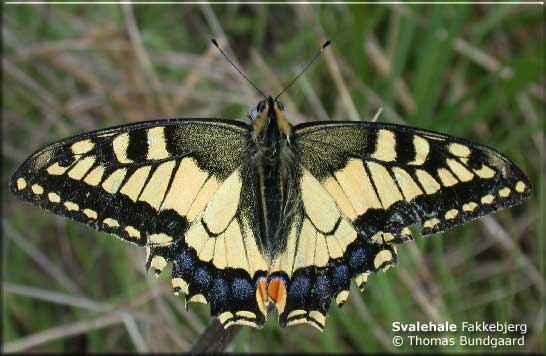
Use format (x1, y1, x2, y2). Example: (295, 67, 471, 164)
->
(397, 268, 445, 323)
(298, 74, 330, 121)
(322, 41, 361, 122)
(2, 313, 125, 353)
(190, 319, 241, 353)
(349, 284, 395, 351)
(122, 314, 149, 352)
(365, 34, 417, 114)
(200, 3, 257, 102)
(172, 46, 217, 112)
(3, 282, 111, 312)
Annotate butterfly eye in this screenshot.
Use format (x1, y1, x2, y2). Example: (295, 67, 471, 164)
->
(276, 100, 285, 111)
(257, 100, 267, 112)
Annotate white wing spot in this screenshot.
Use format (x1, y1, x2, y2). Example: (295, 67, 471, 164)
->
(16, 178, 27, 190)
(499, 187, 511, 198)
(31, 184, 44, 195)
(481, 194, 495, 205)
(83, 208, 98, 219)
(448, 143, 471, 158)
(462, 202, 478, 212)
(423, 218, 440, 229)
(47, 162, 69, 175)
(473, 164, 495, 179)
(103, 218, 120, 227)
(373, 250, 393, 269)
(515, 181, 526, 193)
(149, 233, 173, 245)
(71, 139, 94, 155)
(124, 226, 141, 238)
(48, 192, 61, 203)
(444, 209, 458, 220)
(64, 201, 79, 211)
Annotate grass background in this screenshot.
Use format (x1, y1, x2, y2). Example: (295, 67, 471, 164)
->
(2, 3, 545, 353)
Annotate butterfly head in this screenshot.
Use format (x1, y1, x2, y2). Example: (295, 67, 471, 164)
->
(251, 96, 291, 142)
(255, 96, 285, 119)
(250, 96, 285, 124)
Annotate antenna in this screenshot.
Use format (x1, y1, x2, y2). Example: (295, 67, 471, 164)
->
(211, 38, 267, 99)
(274, 40, 331, 102)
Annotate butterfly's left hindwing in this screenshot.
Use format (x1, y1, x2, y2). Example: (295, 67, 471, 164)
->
(270, 164, 398, 330)
(10, 118, 269, 328)
(270, 121, 531, 330)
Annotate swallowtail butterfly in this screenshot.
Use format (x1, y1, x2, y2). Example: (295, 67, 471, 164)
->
(10, 40, 532, 331)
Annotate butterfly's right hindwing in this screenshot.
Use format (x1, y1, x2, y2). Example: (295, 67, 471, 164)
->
(10, 118, 270, 328)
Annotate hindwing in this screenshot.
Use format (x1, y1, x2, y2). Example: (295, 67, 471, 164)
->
(10, 118, 269, 328)
(267, 121, 532, 330)
(269, 163, 397, 330)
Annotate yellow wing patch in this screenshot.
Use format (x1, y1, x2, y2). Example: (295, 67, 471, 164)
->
(180, 168, 268, 276)
(272, 166, 359, 276)
(335, 159, 381, 215)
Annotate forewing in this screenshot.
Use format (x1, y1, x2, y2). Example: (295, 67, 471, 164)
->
(11, 119, 247, 245)
(292, 121, 532, 242)
(10, 118, 269, 328)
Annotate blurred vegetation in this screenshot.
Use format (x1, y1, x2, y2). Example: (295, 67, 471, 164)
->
(2, 3, 544, 353)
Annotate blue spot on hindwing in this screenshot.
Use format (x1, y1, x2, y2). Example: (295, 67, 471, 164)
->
(289, 275, 310, 303)
(314, 275, 330, 298)
(211, 278, 229, 303)
(173, 249, 194, 274)
(232, 278, 253, 301)
(194, 267, 211, 289)
(349, 247, 366, 271)
(333, 264, 348, 282)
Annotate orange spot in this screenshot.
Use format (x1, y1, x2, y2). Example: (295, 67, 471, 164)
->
(267, 279, 281, 302)
(258, 278, 268, 303)
(267, 278, 287, 314)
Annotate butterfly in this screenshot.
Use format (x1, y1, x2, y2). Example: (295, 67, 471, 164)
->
(10, 40, 532, 331)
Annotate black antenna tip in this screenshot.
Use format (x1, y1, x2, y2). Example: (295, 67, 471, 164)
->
(322, 40, 331, 50)
(211, 38, 219, 47)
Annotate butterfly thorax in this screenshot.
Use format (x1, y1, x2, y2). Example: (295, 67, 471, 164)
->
(251, 97, 295, 261)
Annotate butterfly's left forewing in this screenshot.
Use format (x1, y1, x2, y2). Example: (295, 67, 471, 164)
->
(293, 121, 531, 240)
(10, 118, 269, 328)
